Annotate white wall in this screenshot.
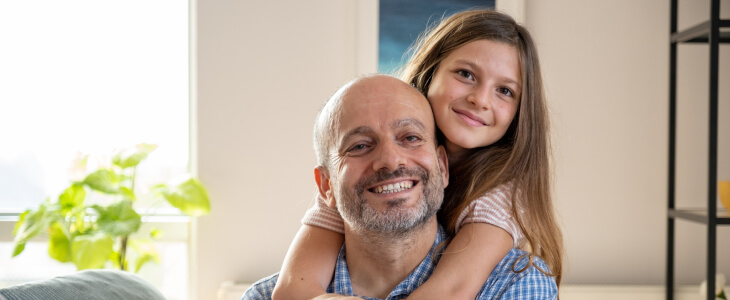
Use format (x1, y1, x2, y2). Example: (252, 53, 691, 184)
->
(526, 0, 730, 285)
(192, 1, 377, 299)
(193, 0, 730, 299)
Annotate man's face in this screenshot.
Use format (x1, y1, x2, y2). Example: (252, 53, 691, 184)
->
(322, 76, 449, 235)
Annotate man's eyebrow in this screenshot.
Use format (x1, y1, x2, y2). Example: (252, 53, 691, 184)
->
(393, 118, 426, 131)
(338, 126, 374, 150)
(336, 119, 426, 152)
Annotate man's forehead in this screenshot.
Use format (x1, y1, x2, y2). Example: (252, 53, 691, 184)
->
(318, 75, 435, 151)
(340, 78, 431, 121)
(336, 97, 432, 137)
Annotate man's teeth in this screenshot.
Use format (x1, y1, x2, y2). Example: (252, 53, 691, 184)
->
(374, 181, 413, 194)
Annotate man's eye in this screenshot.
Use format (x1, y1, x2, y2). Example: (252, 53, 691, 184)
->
(404, 135, 422, 142)
(457, 70, 474, 80)
(348, 144, 368, 152)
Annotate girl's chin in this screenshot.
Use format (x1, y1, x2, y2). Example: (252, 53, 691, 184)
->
(444, 140, 469, 155)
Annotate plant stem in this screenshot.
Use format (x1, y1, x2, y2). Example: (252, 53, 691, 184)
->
(119, 235, 128, 271)
(131, 166, 136, 195)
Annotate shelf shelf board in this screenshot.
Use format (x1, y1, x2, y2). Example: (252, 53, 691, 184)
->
(668, 208, 730, 225)
(671, 19, 730, 43)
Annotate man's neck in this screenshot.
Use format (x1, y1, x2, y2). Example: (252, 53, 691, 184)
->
(343, 220, 439, 299)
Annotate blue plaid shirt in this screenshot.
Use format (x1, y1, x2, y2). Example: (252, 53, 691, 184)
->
(241, 226, 557, 299)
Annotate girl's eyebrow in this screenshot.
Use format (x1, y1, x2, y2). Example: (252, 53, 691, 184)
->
(453, 59, 522, 89)
(453, 59, 478, 68)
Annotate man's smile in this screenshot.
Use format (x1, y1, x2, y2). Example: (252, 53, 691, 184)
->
(368, 180, 418, 194)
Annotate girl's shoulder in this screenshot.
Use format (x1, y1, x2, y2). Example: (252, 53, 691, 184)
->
(462, 183, 514, 219)
(476, 182, 514, 200)
(455, 182, 516, 228)
(454, 182, 526, 247)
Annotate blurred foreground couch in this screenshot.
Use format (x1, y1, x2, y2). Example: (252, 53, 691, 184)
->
(0, 269, 165, 300)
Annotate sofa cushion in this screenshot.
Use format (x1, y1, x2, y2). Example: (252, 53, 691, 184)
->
(0, 269, 165, 300)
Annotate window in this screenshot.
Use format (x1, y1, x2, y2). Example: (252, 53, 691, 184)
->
(0, 1, 190, 299)
(378, 0, 495, 73)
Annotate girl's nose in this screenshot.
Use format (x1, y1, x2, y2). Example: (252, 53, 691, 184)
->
(467, 88, 491, 111)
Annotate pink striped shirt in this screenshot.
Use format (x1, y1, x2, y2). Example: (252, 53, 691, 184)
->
(301, 183, 525, 247)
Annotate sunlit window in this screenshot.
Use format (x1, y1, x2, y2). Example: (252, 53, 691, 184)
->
(0, 1, 190, 299)
(0, 0, 189, 212)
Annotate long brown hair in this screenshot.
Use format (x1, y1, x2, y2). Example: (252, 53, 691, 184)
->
(399, 9, 563, 286)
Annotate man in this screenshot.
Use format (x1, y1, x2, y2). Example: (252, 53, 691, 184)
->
(242, 74, 557, 299)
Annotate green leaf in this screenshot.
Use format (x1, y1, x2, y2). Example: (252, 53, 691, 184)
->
(12, 210, 29, 236)
(119, 186, 137, 201)
(12, 204, 48, 257)
(83, 169, 122, 194)
(154, 177, 211, 216)
(71, 233, 113, 270)
(94, 200, 142, 237)
(109, 251, 121, 269)
(48, 222, 71, 262)
(59, 184, 86, 209)
(12, 243, 25, 257)
(112, 144, 157, 169)
(149, 228, 163, 240)
(130, 239, 160, 273)
(68, 206, 92, 235)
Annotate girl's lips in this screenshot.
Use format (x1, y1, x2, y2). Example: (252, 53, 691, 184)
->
(453, 108, 487, 126)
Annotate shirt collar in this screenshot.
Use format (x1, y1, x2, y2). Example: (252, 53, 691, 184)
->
(327, 225, 448, 299)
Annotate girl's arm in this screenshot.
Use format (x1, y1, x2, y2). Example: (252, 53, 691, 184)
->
(406, 223, 513, 300)
(271, 224, 344, 300)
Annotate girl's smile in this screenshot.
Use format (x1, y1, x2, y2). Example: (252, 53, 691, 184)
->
(453, 108, 488, 126)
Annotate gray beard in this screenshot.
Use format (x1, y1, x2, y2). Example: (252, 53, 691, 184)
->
(336, 166, 443, 239)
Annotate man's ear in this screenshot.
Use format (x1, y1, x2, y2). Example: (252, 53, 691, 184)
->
(436, 145, 449, 188)
(314, 166, 337, 208)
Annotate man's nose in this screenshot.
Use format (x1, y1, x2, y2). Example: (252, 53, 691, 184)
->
(372, 140, 407, 172)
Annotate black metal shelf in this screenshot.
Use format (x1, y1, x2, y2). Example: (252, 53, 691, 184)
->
(671, 19, 730, 43)
(668, 208, 730, 225)
(666, 0, 725, 300)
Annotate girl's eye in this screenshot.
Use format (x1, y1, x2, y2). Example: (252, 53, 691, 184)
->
(456, 70, 474, 80)
(498, 87, 514, 97)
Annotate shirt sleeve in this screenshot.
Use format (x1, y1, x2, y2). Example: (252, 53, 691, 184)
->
(454, 183, 525, 247)
(476, 249, 558, 300)
(240, 274, 279, 300)
(301, 194, 345, 234)
(499, 257, 558, 300)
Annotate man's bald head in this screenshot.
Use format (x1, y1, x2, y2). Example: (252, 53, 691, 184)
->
(313, 74, 434, 170)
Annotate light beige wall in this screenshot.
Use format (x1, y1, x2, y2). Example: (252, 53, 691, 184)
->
(193, 0, 730, 299)
(192, 1, 377, 299)
(525, 0, 730, 285)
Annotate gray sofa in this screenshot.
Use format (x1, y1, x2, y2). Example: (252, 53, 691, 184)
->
(0, 269, 165, 300)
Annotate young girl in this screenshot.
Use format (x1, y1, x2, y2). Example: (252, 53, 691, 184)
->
(272, 9, 563, 300)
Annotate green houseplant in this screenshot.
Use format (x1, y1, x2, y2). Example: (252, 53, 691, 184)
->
(11, 144, 210, 272)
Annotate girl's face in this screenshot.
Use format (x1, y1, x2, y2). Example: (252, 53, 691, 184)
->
(426, 39, 521, 160)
